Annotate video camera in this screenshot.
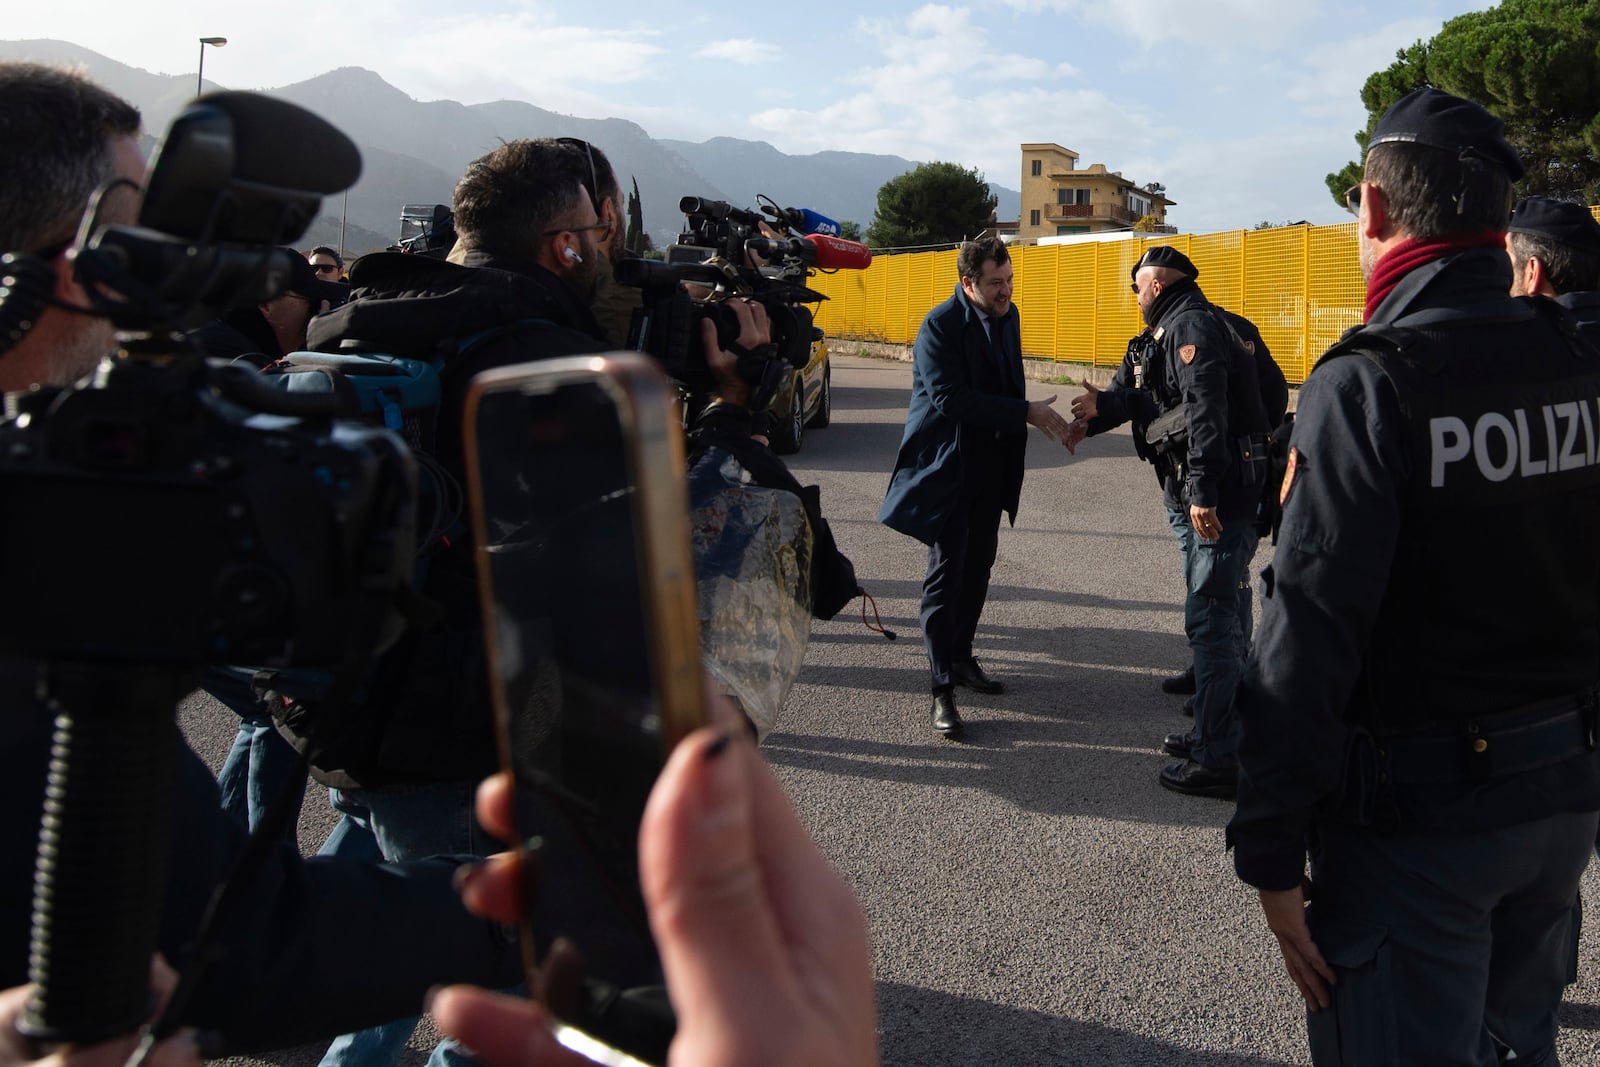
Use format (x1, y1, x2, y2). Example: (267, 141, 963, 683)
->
(0, 92, 414, 1043)
(393, 203, 457, 259)
(616, 194, 870, 401)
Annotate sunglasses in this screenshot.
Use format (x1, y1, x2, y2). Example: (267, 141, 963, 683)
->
(539, 221, 612, 238)
(1345, 183, 1363, 216)
(311, 262, 340, 275)
(556, 136, 600, 204)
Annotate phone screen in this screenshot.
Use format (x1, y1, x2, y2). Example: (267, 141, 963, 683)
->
(463, 355, 701, 1016)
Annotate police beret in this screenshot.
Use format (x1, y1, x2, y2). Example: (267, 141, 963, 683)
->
(1131, 245, 1198, 280)
(1508, 197, 1600, 256)
(1368, 88, 1524, 181)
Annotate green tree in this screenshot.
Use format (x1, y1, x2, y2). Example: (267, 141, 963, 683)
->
(866, 161, 997, 251)
(625, 177, 653, 255)
(838, 219, 863, 242)
(1327, 0, 1600, 207)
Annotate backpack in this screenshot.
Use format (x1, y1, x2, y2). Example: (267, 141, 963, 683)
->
(1207, 306, 1293, 539)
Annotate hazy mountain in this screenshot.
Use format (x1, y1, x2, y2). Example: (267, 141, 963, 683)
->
(662, 137, 1021, 231)
(0, 39, 1021, 251)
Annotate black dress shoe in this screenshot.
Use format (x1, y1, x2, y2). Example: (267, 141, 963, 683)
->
(1181, 695, 1195, 718)
(1162, 732, 1194, 759)
(1158, 759, 1237, 799)
(1161, 666, 1197, 695)
(931, 690, 963, 736)
(951, 657, 1003, 694)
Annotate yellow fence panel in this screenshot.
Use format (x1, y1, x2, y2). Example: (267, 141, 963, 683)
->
(1053, 243, 1100, 364)
(1012, 243, 1058, 359)
(806, 215, 1454, 383)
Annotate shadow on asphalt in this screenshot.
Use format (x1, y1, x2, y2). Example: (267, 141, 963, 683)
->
(1561, 1000, 1600, 1030)
(764, 725, 1229, 829)
(824, 576, 1192, 621)
(875, 982, 1300, 1067)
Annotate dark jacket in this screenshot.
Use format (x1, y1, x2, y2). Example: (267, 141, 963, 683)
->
(1228, 247, 1600, 891)
(0, 668, 517, 1053)
(288, 251, 608, 787)
(879, 284, 1030, 545)
(1556, 289, 1600, 343)
(1087, 280, 1268, 522)
(186, 307, 283, 367)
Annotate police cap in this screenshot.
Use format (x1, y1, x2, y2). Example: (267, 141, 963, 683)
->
(1508, 197, 1600, 256)
(1368, 88, 1524, 181)
(1131, 245, 1198, 281)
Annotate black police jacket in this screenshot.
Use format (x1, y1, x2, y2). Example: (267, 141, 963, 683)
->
(290, 251, 609, 788)
(1229, 247, 1600, 891)
(1556, 289, 1600, 343)
(1086, 280, 1269, 522)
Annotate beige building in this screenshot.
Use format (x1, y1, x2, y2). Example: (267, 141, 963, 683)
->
(1018, 143, 1176, 240)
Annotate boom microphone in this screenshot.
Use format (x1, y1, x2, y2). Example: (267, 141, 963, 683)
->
(796, 209, 842, 237)
(746, 234, 872, 271)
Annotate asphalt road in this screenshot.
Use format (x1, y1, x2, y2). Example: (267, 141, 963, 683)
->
(187, 352, 1600, 1067)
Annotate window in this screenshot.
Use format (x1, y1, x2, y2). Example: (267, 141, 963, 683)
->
(1029, 209, 1040, 226)
(1031, 159, 1041, 177)
(1057, 188, 1091, 205)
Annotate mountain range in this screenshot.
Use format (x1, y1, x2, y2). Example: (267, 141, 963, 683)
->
(1, 39, 1022, 254)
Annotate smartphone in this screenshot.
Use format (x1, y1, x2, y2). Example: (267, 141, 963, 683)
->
(461, 352, 703, 1064)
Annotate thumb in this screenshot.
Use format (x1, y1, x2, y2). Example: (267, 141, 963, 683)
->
(1083, 380, 1100, 394)
(1038, 394, 1058, 407)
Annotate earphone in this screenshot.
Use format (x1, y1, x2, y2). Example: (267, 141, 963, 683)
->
(564, 248, 582, 264)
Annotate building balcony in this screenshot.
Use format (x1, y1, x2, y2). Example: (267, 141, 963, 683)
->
(1043, 202, 1144, 225)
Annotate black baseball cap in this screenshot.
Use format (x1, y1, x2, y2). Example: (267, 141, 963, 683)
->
(1368, 88, 1524, 181)
(1132, 245, 1198, 280)
(1508, 197, 1600, 256)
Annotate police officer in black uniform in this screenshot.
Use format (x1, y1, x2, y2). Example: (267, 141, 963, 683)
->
(1227, 88, 1600, 1065)
(1506, 195, 1600, 339)
(1067, 245, 1270, 798)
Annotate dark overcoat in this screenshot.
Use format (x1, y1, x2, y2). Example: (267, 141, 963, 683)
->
(879, 283, 1029, 544)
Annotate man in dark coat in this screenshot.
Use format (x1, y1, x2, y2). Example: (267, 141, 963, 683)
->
(879, 238, 1070, 737)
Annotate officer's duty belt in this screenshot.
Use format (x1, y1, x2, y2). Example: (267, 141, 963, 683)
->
(1377, 689, 1599, 785)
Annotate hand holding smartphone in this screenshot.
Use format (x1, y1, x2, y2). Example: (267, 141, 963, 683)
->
(461, 353, 703, 1065)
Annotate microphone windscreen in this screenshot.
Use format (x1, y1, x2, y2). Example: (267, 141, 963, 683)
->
(803, 234, 873, 270)
(196, 91, 362, 194)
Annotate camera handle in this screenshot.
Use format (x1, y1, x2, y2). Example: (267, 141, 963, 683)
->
(18, 663, 193, 1044)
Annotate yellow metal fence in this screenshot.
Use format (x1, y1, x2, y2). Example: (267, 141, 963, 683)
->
(808, 224, 1369, 385)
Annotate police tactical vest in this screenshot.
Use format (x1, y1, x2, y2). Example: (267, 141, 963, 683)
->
(1317, 298, 1600, 735)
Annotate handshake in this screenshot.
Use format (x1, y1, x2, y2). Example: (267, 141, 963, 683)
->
(1027, 380, 1099, 453)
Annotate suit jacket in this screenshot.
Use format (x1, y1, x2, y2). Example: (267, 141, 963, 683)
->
(880, 283, 1030, 544)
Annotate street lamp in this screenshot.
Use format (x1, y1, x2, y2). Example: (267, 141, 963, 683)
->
(196, 37, 226, 97)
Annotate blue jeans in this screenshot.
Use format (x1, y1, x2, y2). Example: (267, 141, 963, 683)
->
(317, 781, 489, 1067)
(1166, 508, 1257, 770)
(207, 668, 307, 847)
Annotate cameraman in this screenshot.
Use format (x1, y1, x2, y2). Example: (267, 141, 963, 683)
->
(0, 62, 521, 1051)
(294, 137, 768, 1067)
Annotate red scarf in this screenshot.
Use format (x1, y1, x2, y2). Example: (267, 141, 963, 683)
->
(1364, 231, 1507, 321)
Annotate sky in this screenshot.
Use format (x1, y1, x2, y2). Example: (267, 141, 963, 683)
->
(6, 0, 1497, 234)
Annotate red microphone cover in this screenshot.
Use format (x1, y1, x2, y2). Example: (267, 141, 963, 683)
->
(803, 234, 872, 270)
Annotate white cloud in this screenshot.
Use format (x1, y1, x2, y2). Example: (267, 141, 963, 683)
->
(748, 4, 1154, 188)
(694, 38, 782, 64)
(1001, 0, 1323, 49)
